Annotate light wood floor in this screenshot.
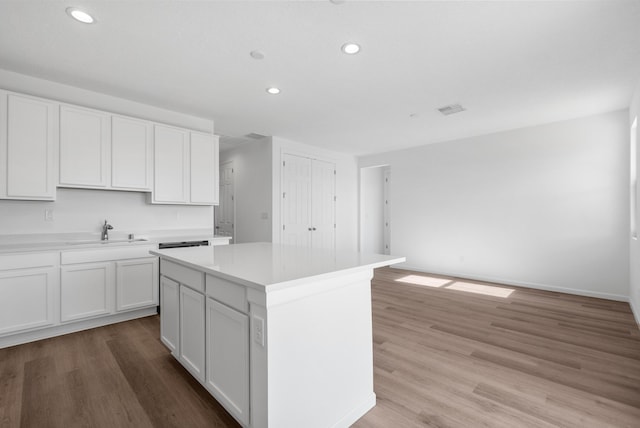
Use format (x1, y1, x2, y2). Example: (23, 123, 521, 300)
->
(1, 267, 640, 427)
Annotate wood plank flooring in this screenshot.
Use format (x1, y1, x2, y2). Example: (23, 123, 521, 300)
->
(1, 267, 639, 427)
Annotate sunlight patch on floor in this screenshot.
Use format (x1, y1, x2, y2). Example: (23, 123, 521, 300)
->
(446, 281, 514, 298)
(395, 275, 452, 288)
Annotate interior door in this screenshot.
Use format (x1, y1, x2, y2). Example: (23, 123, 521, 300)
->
(215, 161, 235, 238)
(383, 168, 391, 255)
(311, 159, 336, 250)
(282, 154, 312, 247)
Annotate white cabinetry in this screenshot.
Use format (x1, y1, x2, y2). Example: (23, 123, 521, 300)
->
(0, 253, 59, 335)
(0, 91, 58, 200)
(60, 107, 153, 192)
(159, 260, 249, 424)
(160, 275, 180, 355)
(60, 262, 113, 322)
(153, 126, 219, 205)
(153, 124, 189, 203)
(59, 105, 110, 188)
(111, 115, 153, 191)
(116, 257, 158, 311)
(282, 153, 336, 250)
(206, 298, 249, 426)
(160, 259, 207, 381)
(180, 284, 206, 382)
(190, 132, 219, 204)
(60, 245, 158, 322)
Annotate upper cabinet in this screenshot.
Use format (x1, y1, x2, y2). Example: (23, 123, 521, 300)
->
(1, 88, 216, 204)
(153, 124, 189, 204)
(59, 105, 110, 188)
(111, 115, 153, 191)
(0, 91, 58, 201)
(190, 132, 219, 205)
(153, 126, 219, 205)
(59, 107, 154, 192)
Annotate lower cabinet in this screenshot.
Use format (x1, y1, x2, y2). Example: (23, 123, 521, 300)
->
(1, 246, 158, 348)
(179, 284, 206, 383)
(116, 257, 159, 311)
(206, 298, 250, 426)
(159, 263, 250, 427)
(0, 266, 58, 335)
(60, 262, 113, 322)
(160, 276, 180, 355)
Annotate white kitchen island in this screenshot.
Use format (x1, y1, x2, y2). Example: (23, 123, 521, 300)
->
(150, 242, 405, 428)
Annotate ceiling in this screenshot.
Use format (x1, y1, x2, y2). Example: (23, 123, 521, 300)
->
(1, 1, 639, 156)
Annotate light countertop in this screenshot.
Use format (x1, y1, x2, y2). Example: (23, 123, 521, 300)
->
(0, 230, 231, 254)
(151, 242, 405, 290)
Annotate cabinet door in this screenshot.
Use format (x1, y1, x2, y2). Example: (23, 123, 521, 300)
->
(206, 298, 249, 426)
(0, 267, 57, 335)
(111, 116, 153, 190)
(116, 257, 158, 312)
(190, 132, 219, 205)
(160, 276, 179, 355)
(179, 285, 205, 382)
(1, 92, 57, 200)
(153, 124, 189, 203)
(59, 105, 110, 187)
(60, 262, 113, 322)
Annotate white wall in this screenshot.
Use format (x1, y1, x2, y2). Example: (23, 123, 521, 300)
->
(0, 70, 215, 238)
(220, 139, 273, 243)
(272, 137, 358, 252)
(360, 110, 630, 300)
(630, 76, 640, 322)
(0, 68, 212, 132)
(0, 188, 213, 237)
(360, 166, 385, 253)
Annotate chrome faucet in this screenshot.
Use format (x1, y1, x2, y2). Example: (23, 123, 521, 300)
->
(101, 220, 114, 241)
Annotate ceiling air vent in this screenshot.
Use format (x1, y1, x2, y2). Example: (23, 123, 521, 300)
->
(245, 132, 268, 139)
(437, 104, 466, 116)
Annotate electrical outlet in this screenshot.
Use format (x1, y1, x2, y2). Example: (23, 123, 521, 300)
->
(253, 316, 265, 347)
(44, 208, 54, 221)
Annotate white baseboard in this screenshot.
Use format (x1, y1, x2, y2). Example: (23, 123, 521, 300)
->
(630, 298, 640, 328)
(331, 393, 376, 428)
(397, 264, 629, 302)
(0, 307, 157, 349)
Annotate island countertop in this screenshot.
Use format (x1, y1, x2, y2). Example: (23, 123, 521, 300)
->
(150, 242, 405, 291)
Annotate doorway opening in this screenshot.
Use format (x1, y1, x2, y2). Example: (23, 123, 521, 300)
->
(215, 160, 235, 241)
(360, 165, 390, 255)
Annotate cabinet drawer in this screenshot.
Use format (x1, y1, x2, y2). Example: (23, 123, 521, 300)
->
(162, 260, 204, 292)
(0, 252, 59, 271)
(61, 245, 155, 265)
(206, 275, 247, 313)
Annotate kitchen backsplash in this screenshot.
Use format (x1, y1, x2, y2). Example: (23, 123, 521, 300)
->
(0, 188, 213, 236)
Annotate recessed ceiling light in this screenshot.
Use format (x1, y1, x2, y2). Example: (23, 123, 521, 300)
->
(341, 43, 360, 55)
(250, 50, 265, 60)
(66, 7, 95, 24)
(266, 87, 280, 95)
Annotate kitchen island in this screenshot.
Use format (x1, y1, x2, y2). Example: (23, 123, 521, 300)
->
(150, 242, 405, 428)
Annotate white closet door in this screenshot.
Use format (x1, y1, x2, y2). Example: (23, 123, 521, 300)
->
(311, 159, 336, 250)
(282, 154, 312, 247)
